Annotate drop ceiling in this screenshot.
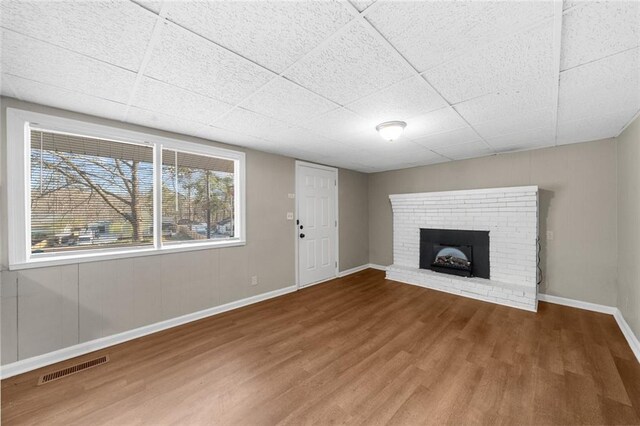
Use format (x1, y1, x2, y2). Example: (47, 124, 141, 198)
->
(0, 0, 638, 173)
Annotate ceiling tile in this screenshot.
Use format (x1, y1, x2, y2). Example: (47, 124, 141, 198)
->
(196, 126, 277, 153)
(561, 1, 639, 71)
(126, 107, 211, 138)
(132, 0, 163, 14)
(126, 107, 269, 148)
(486, 125, 556, 152)
(0, 0, 156, 71)
(563, 1, 584, 11)
(404, 108, 468, 140)
(302, 108, 372, 141)
(2, 74, 127, 121)
(314, 149, 371, 171)
(1, 30, 137, 103)
(557, 109, 637, 145)
(454, 86, 555, 125)
(144, 23, 274, 105)
(472, 108, 555, 141)
(424, 22, 555, 104)
(356, 149, 449, 172)
(349, 0, 376, 13)
(366, 1, 554, 72)
(268, 145, 320, 161)
(452, 83, 556, 140)
(239, 77, 338, 124)
(432, 140, 494, 161)
(347, 128, 438, 158)
(346, 76, 448, 123)
(131, 77, 234, 125)
(412, 127, 482, 150)
(558, 47, 640, 124)
(284, 20, 413, 105)
(164, 1, 353, 73)
(213, 107, 328, 147)
(292, 139, 358, 161)
(213, 108, 292, 140)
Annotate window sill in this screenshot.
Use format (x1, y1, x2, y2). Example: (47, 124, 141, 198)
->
(9, 239, 247, 271)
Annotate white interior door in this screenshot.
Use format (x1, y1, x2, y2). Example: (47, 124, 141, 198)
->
(296, 162, 337, 288)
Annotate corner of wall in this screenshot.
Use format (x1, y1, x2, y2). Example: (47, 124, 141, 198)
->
(615, 112, 640, 341)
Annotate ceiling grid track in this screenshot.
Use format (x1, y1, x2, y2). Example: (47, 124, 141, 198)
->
(551, 0, 565, 146)
(123, 2, 171, 122)
(341, 0, 496, 156)
(123, 0, 564, 158)
(2, 0, 635, 172)
(126, 0, 407, 138)
(418, 15, 557, 76)
(208, 18, 364, 125)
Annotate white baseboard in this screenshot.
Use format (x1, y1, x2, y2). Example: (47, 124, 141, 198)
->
(367, 263, 388, 271)
(338, 264, 371, 277)
(540, 293, 640, 363)
(7, 278, 634, 380)
(299, 275, 340, 288)
(538, 293, 618, 315)
(0, 285, 298, 379)
(338, 263, 387, 277)
(614, 310, 640, 363)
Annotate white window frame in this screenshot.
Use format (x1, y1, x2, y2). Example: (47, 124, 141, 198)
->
(6, 108, 246, 270)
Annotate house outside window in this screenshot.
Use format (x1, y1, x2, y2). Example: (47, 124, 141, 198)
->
(7, 109, 246, 269)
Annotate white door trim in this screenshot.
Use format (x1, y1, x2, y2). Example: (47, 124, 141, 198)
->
(295, 160, 339, 289)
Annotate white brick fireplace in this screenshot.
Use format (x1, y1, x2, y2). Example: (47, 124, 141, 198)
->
(387, 186, 539, 311)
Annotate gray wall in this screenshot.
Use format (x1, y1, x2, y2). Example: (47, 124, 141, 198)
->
(339, 168, 369, 271)
(617, 114, 640, 339)
(0, 98, 368, 365)
(1, 95, 634, 365)
(368, 139, 619, 306)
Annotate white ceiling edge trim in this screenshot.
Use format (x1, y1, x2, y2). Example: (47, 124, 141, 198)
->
(123, 3, 169, 122)
(0, 75, 20, 99)
(2, 73, 130, 110)
(551, 0, 564, 146)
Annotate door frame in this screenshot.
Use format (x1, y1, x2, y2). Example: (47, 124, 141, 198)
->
(294, 160, 339, 289)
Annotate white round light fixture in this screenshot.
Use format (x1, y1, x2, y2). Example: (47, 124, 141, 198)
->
(376, 121, 406, 142)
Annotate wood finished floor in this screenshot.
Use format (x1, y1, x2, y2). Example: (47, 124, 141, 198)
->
(2, 269, 640, 425)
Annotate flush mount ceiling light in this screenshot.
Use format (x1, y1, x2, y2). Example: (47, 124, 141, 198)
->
(376, 121, 407, 142)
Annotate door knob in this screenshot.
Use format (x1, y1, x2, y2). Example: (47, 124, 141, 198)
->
(299, 233, 305, 238)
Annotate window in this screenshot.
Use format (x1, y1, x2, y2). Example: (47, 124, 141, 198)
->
(161, 149, 235, 243)
(30, 130, 155, 254)
(7, 109, 246, 269)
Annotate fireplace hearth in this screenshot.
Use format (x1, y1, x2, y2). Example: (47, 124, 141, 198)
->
(388, 186, 538, 311)
(420, 229, 490, 279)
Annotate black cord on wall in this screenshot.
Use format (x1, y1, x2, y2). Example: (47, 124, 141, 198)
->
(536, 237, 543, 286)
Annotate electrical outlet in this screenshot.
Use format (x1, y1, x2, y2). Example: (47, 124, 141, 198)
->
(251, 275, 258, 286)
(288, 193, 295, 199)
(546, 231, 554, 241)
(286, 212, 294, 220)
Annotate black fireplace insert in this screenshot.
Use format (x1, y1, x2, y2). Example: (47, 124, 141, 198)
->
(420, 229, 490, 279)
